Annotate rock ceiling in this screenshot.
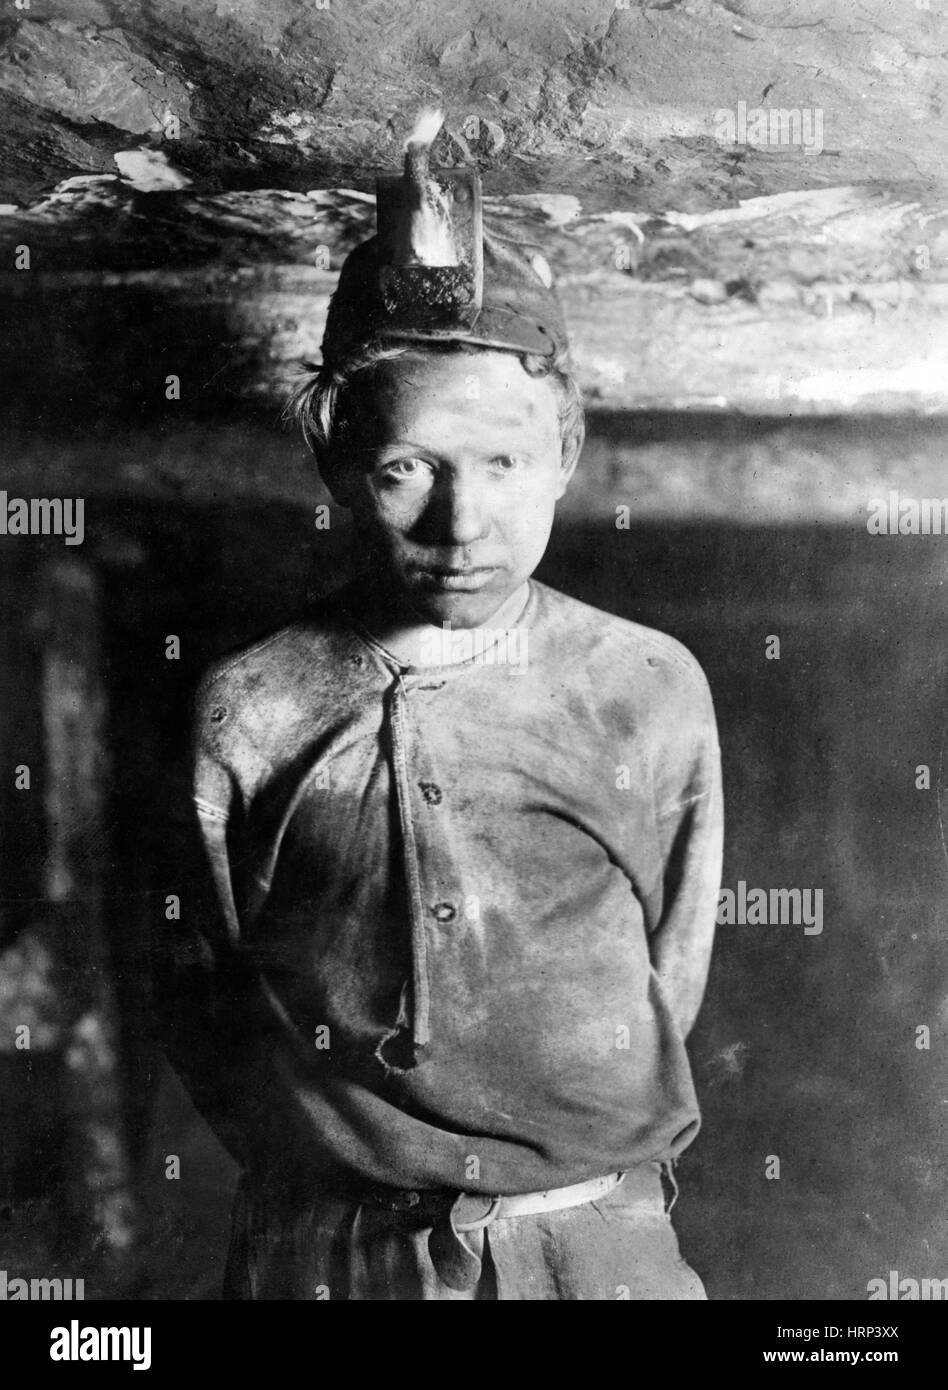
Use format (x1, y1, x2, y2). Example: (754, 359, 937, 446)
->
(1, 0, 946, 413)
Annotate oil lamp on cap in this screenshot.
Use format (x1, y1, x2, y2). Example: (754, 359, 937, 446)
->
(320, 108, 571, 368)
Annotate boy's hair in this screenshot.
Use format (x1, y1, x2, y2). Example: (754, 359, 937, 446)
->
(286, 339, 585, 471)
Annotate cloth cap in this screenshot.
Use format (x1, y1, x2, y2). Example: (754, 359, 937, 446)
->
(321, 226, 570, 369)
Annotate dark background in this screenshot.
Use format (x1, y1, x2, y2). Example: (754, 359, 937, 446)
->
(2, 404, 946, 1300)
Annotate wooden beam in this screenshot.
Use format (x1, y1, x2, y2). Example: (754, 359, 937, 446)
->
(2, 184, 946, 415)
(37, 556, 137, 1262)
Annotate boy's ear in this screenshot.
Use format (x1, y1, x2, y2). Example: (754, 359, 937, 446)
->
(555, 420, 585, 500)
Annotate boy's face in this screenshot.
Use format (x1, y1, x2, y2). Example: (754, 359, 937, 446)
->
(323, 349, 578, 628)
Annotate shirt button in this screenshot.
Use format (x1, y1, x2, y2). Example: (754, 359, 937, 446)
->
(430, 901, 457, 924)
(419, 781, 442, 805)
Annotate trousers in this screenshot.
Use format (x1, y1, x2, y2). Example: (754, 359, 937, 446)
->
(222, 1162, 707, 1301)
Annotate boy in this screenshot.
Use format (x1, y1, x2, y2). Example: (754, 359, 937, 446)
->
(162, 112, 723, 1300)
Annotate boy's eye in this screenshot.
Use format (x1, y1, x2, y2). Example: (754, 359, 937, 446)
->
(377, 454, 527, 484)
(381, 457, 433, 483)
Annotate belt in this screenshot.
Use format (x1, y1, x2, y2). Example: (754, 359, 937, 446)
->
(455, 1171, 624, 1229)
(360, 1170, 623, 1225)
(360, 1171, 626, 1293)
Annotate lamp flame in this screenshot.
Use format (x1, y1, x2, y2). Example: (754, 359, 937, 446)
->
(400, 107, 456, 266)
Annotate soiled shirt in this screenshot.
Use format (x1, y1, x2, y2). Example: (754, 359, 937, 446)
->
(164, 576, 723, 1199)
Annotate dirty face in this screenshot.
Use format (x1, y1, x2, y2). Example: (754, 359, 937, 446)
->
(323, 349, 577, 628)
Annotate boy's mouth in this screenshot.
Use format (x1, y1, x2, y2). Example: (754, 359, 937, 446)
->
(416, 564, 499, 592)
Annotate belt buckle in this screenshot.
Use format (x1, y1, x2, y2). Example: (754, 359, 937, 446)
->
(452, 1192, 503, 1233)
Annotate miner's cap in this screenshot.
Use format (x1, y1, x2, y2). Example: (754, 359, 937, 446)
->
(320, 109, 571, 369)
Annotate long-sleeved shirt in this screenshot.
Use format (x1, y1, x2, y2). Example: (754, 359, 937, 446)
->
(161, 575, 723, 1199)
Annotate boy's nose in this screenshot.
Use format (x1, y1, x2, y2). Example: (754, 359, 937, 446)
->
(430, 475, 491, 546)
